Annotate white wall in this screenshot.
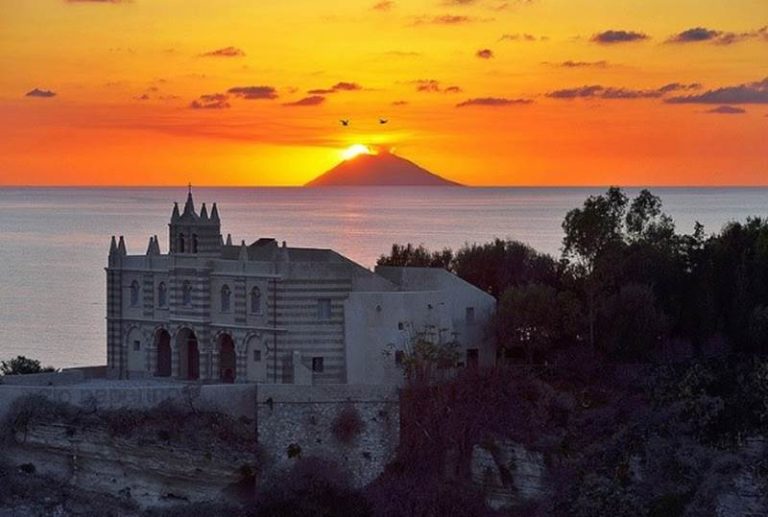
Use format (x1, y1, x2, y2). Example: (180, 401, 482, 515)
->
(344, 290, 453, 385)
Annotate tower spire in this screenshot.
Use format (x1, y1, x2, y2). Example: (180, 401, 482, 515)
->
(182, 186, 196, 218)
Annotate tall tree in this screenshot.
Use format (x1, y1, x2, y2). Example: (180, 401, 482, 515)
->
(562, 187, 629, 348)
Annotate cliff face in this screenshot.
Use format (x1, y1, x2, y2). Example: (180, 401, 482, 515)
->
(470, 440, 548, 510)
(305, 151, 461, 187)
(7, 422, 257, 508)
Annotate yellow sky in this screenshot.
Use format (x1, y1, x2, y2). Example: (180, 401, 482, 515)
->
(0, 0, 766, 186)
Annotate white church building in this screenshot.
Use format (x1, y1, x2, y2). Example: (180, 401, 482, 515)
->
(106, 191, 496, 385)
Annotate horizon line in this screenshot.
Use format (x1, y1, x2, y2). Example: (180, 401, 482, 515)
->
(4, 184, 768, 189)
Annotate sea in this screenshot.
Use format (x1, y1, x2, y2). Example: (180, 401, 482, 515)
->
(2, 186, 768, 369)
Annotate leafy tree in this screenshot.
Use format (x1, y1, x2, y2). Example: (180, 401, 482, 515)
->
(377, 243, 453, 269)
(562, 186, 628, 270)
(625, 189, 675, 244)
(397, 327, 460, 385)
(452, 238, 559, 298)
(562, 187, 629, 348)
(494, 283, 581, 363)
(597, 283, 667, 361)
(0, 356, 54, 376)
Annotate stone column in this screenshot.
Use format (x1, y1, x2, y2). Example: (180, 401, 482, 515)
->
(236, 351, 248, 383)
(171, 343, 180, 379)
(211, 348, 220, 382)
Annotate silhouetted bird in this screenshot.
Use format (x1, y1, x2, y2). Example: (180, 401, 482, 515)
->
(379, 118, 388, 124)
(340, 119, 349, 126)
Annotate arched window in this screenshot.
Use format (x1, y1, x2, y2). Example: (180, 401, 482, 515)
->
(179, 233, 185, 253)
(250, 286, 262, 314)
(129, 280, 140, 307)
(182, 280, 192, 306)
(221, 284, 231, 312)
(192, 234, 199, 253)
(157, 282, 167, 307)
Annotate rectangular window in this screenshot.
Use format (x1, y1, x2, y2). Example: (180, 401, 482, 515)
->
(465, 307, 476, 325)
(312, 357, 324, 373)
(133, 340, 141, 352)
(317, 299, 332, 320)
(467, 348, 479, 368)
(253, 350, 261, 362)
(395, 350, 405, 365)
(397, 322, 404, 330)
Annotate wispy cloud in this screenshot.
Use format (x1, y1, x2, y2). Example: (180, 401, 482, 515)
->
(665, 77, 768, 104)
(591, 30, 649, 44)
(382, 50, 422, 58)
(476, 48, 494, 59)
(547, 82, 699, 100)
(372, 1, 394, 10)
(412, 79, 462, 93)
(667, 26, 768, 45)
(199, 46, 246, 58)
(456, 97, 532, 107)
(307, 82, 362, 94)
(227, 86, 278, 100)
(705, 105, 746, 114)
(66, 0, 129, 3)
(25, 88, 56, 98)
(283, 95, 325, 107)
(545, 60, 609, 68)
(411, 14, 486, 26)
(190, 93, 230, 109)
(499, 33, 548, 42)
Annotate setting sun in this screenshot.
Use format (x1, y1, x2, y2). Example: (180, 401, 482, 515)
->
(341, 144, 375, 161)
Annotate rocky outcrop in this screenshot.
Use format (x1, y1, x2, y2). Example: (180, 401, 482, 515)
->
(715, 437, 768, 517)
(470, 439, 548, 510)
(6, 423, 256, 508)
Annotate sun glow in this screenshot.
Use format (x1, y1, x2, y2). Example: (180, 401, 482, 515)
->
(341, 144, 375, 161)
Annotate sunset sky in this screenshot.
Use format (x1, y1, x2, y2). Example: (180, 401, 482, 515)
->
(0, 0, 766, 186)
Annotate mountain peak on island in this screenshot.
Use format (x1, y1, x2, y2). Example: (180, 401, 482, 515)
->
(305, 149, 462, 187)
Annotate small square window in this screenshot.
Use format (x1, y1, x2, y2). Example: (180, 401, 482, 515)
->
(312, 357, 324, 373)
(465, 307, 476, 325)
(253, 350, 261, 362)
(133, 340, 141, 351)
(317, 299, 332, 320)
(397, 322, 404, 331)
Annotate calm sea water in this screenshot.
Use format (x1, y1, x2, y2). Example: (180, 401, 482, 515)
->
(2, 186, 768, 369)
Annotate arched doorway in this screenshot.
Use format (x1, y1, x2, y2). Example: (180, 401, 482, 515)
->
(218, 334, 236, 383)
(155, 329, 171, 377)
(177, 328, 199, 380)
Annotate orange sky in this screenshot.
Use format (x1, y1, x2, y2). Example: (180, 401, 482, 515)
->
(0, 0, 766, 186)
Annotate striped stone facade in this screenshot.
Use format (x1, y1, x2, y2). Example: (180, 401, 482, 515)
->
(106, 191, 496, 385)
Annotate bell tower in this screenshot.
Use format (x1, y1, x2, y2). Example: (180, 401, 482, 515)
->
(168, 186, 222, 255)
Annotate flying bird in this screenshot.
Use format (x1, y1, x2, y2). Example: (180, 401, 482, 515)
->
(340, 119, 349, 126)
(379, 118, 388, 125)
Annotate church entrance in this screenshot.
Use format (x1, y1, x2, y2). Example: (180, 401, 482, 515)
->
(218, 334, 236, 383)
(155, 329, 171, 377)
(176, 328, 199, 380)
